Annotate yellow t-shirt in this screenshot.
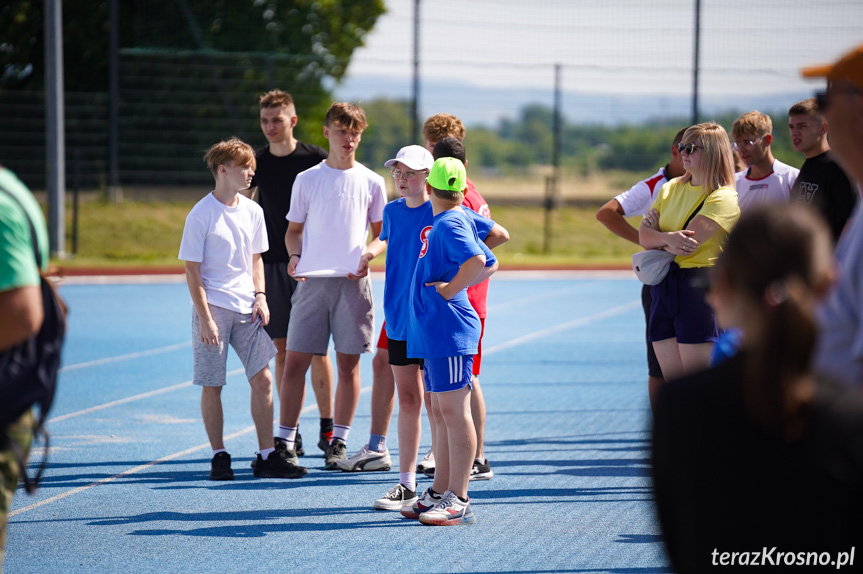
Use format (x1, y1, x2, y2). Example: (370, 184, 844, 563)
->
(650, 179, 740, 268)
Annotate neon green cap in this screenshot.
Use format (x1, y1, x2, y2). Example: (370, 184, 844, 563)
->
(426, 157, 466, 193)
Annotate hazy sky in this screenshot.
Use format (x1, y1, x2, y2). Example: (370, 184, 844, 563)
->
(342, 0, 863, 96)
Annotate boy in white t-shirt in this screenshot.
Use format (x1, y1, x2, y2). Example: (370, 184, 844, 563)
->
(731, 111, 799, 211)
(278, 103, 388, 471)
(179, 138, 306, 481)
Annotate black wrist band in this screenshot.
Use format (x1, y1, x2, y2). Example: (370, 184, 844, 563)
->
(289, 254, 301, 260)
(254, 291, 266, 297)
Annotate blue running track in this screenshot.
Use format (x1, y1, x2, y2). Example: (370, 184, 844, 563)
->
(6, 271, 672, 574)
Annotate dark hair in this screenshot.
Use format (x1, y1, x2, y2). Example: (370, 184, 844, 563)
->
(715, 204, 831, 438)
(432, 137, 466, 163)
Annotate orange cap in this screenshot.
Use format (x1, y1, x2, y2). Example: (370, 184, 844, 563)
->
(802, 45, 863, 91)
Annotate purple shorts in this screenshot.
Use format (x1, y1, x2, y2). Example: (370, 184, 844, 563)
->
(648, 264, 717, 345)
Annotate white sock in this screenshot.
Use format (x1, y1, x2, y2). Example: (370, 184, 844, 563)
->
(278, 426, 298, 450)
(212, 448, 227, 456)
(259, 447, 275, 459)
(331, 424, 350, 444)
(399, 472, 417, 493)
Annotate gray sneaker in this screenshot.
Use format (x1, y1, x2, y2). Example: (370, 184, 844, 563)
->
(324, 439, 347, 470)
(274, 437, 299, 465)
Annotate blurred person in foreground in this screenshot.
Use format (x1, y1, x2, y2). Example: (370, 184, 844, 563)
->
(596, 127, 687, 409)
(788, 96, 857, 244)
(640, 122, 740, 382)
(0, 165, 48, 567)
(804, 45, 863, 389)
(652, 204, 863, 572)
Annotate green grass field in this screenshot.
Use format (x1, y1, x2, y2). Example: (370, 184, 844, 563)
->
(54, 198, 641, 271)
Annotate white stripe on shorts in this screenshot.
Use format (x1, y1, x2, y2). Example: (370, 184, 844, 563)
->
(449, 356, 462, 386)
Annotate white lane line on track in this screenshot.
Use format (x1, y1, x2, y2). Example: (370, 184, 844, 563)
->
(10, 395, 349, 518)
(483, 300, 640, 356)
(486, 285, 583, 313)
(47, 367, 243, 424)
(14, 300, 637, 517)
(59, 341, 192, 373)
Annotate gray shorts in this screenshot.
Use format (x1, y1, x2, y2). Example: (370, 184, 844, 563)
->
(286, 276, 375, 355)
(263, 262, 297, 340)
(192, 304, 277, 386)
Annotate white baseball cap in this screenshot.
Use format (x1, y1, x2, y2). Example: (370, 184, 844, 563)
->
(384, 145, 434, 171)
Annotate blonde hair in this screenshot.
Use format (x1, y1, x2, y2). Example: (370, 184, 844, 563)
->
(204, 137, 256, 177)
(731, 111, 772, 140)
(324, 102, 368, 133)
(422, 113, 466, 143)
(681, 122, 736, 193)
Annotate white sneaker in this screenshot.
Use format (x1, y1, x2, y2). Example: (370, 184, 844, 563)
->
(400, 487, 441, 519)
(418, 490, 477, 526)
(416, 449, 435, 473)
(373, 483, 418, 511)
(335, 444, 392, 472)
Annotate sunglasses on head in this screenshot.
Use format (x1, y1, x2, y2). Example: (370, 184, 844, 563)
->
(677, 142, 703, 155)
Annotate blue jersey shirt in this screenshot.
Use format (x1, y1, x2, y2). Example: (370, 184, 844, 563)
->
(406, 207, 493, 359)
(381, 200, 495, 341)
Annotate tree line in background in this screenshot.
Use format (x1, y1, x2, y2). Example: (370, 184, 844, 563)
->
(355, 99, 802, 177)
(1, 1, 802, 191)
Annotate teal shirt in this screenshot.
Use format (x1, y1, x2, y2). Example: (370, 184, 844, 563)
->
(0, 168, 49, 291)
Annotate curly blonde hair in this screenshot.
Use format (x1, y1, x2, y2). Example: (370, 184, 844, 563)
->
(422, 113, 466, 143)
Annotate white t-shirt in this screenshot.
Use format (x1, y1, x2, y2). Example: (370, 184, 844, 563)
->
(734, 159, 799, 211)
(178, 192, 268, 313)
(614, 167, 669, 217)
(287, 161, 386, 277)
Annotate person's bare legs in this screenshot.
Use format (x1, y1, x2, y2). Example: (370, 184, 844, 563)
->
(392, 364, 423, 475)
(248, 366, 274, 451)
(653, 338, 713, 382)
(310, 353, 334, 418)
(201, 386, 225, 451)
(370, 347, 396, 437)
(272, 337, 287, 398)
(470, 375, 486, 460)
(647, 374, 665, 412)
(334, 352, 362, 429)
(429, 394, 448, 496)
(431, 386, 475, 499)
(652, 339, 684, 382)
(279, 350, 313, 428)
(679, 343, 713, 375)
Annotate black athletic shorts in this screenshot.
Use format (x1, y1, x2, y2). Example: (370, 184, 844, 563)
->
(387, 338, 423, 367)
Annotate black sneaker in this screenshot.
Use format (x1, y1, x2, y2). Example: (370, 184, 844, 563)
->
(253, 450, 307, 479)
(318, 429, 333, 454)
(470, 458, 494, 481)
(295, 431, 305, 457)
(324, 439, 347, 470)
(209, 452, 234, 481)
(273, 437, 299, 465)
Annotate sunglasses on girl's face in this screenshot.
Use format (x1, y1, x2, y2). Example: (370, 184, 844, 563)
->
(677, 142, 703, 155)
